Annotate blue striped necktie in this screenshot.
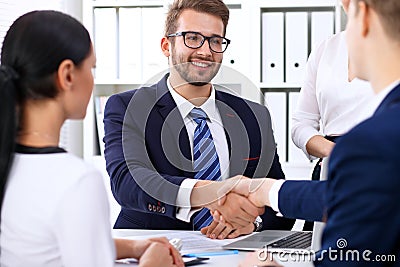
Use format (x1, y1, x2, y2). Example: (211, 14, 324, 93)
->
(191, 108, 222, 230)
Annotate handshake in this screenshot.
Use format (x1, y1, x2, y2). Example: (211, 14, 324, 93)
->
(191, 176, 277, 240)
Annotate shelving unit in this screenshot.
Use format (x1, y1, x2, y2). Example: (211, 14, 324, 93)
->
(82, 0, 344, 180)
(255, 0, 344, 176)
(82, 0, 250, 159)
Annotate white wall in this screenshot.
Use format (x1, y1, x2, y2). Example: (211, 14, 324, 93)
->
(0, 0, 84, 157)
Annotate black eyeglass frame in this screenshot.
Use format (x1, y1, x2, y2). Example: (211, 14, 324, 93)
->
(167, 31, 231, 53)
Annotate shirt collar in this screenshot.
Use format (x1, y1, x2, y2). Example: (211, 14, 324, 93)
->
(373, 80, 400, 111)
(167, 77, 218, 121)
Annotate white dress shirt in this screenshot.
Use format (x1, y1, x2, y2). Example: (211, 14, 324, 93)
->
(291, 31, 375, 160)
(167, 78, 230, 222)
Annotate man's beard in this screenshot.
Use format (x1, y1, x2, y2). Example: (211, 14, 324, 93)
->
(189, 81, 209, 86)
(171, 52, 221, 86)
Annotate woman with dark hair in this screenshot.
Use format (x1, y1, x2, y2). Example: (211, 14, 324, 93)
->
(0, 10, 183, 267)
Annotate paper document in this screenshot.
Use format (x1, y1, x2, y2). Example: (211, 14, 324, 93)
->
(115, 230, 251, 266)
(120, 231, 249, 254)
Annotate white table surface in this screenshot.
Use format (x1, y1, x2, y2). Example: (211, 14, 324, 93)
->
(112, 229, 248, 267)
(112, 229, 314, 267)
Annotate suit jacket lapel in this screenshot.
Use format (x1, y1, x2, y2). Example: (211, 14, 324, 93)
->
(155, 75, 194, 177)
(216, 91, 249, 176)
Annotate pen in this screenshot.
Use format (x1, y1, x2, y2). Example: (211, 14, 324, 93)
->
(183, 250, 239, 257)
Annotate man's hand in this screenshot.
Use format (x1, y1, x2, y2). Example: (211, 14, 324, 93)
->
(217, 177, 275, 208)
(206, 192, 264, 228)
(191, 176, 262, 228)
(200, 217, 254, 239)
(190, 176, 275, 228)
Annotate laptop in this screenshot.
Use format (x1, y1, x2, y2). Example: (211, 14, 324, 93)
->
(223, 157, 329, 253)
(222, 230, 313, 253)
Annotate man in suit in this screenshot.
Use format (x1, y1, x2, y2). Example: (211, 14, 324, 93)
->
(237, 0, 400, 265)
(103, 0, 294, 238)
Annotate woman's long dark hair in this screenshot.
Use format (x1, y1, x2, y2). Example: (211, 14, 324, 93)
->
(0, 10, 91, 219)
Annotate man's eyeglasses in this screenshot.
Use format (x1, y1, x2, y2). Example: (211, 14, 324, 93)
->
(167, 31, 230, 53)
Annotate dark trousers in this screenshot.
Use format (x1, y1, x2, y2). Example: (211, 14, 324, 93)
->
(303, 135, 339, 231)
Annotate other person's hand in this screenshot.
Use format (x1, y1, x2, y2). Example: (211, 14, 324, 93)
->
(207, 192, 264, 228)
(200, 215, 254, 239)
(133, 238, 184, 267)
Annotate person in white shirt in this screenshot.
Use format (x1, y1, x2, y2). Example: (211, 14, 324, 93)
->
(290, 0, 374, 230)
(0, 10, 183, 267)
(292, 0, 374, 179)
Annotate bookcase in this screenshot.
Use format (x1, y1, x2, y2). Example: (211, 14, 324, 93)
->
(82, 0, 251, 159)
(82, 0, 344, 182)
(256, 0, 345, 177)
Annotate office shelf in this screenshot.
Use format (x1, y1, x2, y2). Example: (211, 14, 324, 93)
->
(82, 0, 343, 178)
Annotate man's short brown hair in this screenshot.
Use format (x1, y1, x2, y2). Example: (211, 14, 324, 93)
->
(354, 0, 400, 40)
(164, 0, 230, 36)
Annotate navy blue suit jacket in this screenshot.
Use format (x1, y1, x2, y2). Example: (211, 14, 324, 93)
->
(315, 84, 400, 266)
(278, 180, 327, 222)
(104, 74, 295, 230)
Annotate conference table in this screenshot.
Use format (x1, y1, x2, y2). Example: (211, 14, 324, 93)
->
(112, 229, 313, 267)
(113, 229, 247, 266)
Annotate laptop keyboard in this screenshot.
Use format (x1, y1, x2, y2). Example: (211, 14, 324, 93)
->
(268, 232, 312, 249)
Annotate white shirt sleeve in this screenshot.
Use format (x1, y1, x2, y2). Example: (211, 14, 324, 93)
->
(269, 179, 285, 216)
(291, 39, 327, 160)
(52, 170, 115, 267)
(175, 179, 202, 222)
